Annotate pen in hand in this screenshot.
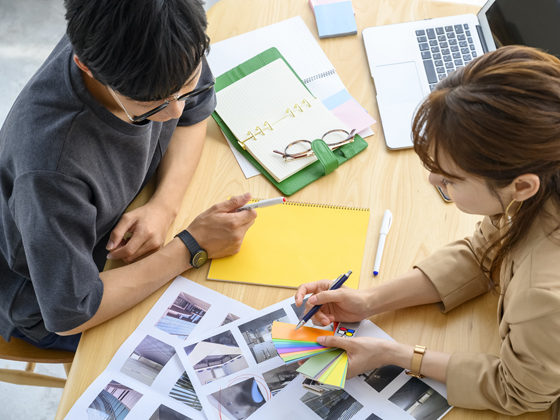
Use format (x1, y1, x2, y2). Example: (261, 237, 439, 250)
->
(235, 197, 286, 212)
(295, 270, 353, 330)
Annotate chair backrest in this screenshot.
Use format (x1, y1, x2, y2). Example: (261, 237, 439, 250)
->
(0, 336, 74, 363)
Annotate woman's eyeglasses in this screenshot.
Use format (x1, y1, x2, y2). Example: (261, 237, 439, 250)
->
(273, 129, 356, 161)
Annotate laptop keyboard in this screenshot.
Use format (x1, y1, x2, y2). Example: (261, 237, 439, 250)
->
(416, 24, 478, 92)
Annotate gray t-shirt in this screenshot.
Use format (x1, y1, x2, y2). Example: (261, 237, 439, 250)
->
(0, 36, 217, 341)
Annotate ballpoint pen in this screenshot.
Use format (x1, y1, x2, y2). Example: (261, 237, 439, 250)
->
(373, 209, 393, 276)
(235, 197, 286, 212)
(295, 270, 352, 330)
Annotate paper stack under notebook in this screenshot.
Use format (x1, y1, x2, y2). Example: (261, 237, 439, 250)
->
(271, 321, 348, 391)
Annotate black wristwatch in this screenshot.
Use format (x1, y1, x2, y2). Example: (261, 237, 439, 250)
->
(175, 230, 208, 268)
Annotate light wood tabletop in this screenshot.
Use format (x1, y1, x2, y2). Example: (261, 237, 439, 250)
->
(55, 0, 550, 419)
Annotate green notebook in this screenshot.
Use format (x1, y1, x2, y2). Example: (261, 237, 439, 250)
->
(212, 47, 368, 196)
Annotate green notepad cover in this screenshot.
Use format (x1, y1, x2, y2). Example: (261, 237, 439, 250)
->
(212, 47, 368, 196)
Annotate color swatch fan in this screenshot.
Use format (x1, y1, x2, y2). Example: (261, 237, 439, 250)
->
(271, 321, 348, 389)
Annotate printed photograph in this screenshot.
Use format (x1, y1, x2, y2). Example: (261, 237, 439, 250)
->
(207, 377, 267, 420)
(262, 362, 300, 396)
(221, 313, 241, 326)
(184, 330, 249, 386)
(156, 292, 211, 340)
(389, 378, 451, 420)
(365, 414, 383, 420)
(87, 380, 142, 420)
(291, 298, 309, 320)
(120, 335, 176, 386)
(169, 371, 202, 411)
(238, 308, 290, 364)
(301, 389, 364, 420)
(358, 365, 405, 392)
(149, 404, 193, 420)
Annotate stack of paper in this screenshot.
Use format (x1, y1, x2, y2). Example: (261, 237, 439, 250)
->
(310, 0, 358, 39)
(272, 322, 348, 389)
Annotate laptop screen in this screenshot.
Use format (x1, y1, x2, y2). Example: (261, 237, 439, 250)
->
(483, 0, 560, 58)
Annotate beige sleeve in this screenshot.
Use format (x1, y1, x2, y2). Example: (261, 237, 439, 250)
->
(446, 289, 560, 414)
(414, 216, 499, 312)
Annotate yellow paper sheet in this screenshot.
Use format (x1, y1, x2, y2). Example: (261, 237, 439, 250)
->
(208, 200, 370, 289)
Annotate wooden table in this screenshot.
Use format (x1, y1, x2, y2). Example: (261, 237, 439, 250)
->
(55, 1, 550, 419)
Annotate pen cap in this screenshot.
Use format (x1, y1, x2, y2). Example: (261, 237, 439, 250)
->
(380, 210, 393, 235)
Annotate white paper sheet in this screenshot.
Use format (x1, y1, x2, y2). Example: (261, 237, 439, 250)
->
(64, 277, 257, 420)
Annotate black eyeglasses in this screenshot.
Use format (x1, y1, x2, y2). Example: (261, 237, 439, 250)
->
(108, 78, 216, 124)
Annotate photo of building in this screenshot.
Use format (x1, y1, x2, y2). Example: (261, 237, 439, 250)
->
(238, 308, 290, 364)
(87, 380, 142, 420)
(156, 293, 212, 340)
(120, 335, 176, 386)
(221, 313, 240, 326)
(184, 330, 249, 385)
(290, 298, 308, 320)
(207, 377, 266, 420)
(358, 365, 405, 393)
(262, 362, 300, 396)
(300, 389, 364, 420)
(389, 378, 451, 420)
(365, 414, 383, 420)
(148, 404, 193, 420)
(169, 371, 203, 411)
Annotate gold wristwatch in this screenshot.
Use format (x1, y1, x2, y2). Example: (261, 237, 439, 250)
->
(405, 345, 426, 378)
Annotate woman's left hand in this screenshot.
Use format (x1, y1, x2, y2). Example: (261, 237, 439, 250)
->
(317, 335, 396, 378)
(106, 202, 174, 264)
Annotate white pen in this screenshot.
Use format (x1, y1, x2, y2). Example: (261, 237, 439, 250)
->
(235, 197, 286, 212)
(373, 209, 393, 276)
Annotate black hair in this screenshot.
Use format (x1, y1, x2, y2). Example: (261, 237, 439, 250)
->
(64, 0, 210, 101)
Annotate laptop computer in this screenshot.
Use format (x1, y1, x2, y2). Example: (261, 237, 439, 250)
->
(363, 0, 560, 150)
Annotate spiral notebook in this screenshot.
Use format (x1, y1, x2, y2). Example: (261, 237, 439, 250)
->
(215, 58, 351, 183)
(207, 199, 370, 289)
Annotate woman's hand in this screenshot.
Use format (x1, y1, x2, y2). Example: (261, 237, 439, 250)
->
(294, 280, 375, 326)
(317, 335, 397, 378)
(106, 202, 175, 264)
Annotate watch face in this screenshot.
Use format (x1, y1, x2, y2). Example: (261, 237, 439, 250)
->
(192, 250, 208, 268)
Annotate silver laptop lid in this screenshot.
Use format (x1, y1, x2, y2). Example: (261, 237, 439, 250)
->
(478, 0, 560, 57)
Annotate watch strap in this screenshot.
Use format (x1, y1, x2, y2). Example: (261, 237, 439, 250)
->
(406, 345, 426, 378)
(175, 230, 206, 268)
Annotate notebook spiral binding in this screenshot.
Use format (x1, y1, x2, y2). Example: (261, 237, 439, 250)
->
(250, 198, 369, 211)
(302, 69, 336, 85)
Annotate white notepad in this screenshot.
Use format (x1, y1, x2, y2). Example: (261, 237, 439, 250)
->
(215, 58, 349, 182)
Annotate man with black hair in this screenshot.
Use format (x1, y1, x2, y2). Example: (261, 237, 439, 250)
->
(0, 0, 256, 351)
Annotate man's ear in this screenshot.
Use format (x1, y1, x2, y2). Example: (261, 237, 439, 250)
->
(73, 55, 94, 78)
(511, 174, 540, 202)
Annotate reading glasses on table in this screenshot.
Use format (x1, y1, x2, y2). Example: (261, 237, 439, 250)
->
(273, 128, 357, 161)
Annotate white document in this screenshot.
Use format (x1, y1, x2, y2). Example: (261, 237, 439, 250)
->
(252, 321, 452, 420)
(216, 59, 350, 182)
(174, 294, 452, 420)
(64, 277, 257, 420)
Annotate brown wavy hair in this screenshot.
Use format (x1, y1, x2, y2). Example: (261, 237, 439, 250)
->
(413, 45, 560, 287)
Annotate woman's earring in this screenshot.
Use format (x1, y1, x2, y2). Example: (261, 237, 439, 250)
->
(505, 199, 523, 219)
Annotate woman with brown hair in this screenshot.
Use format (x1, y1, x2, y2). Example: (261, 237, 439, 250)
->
(294, 45, 560, 418)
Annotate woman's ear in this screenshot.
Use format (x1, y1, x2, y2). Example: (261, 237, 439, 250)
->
(73, 55, 94, 78)
(511, 174, 540, 202)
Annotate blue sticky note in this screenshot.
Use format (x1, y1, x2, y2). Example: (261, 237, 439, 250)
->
(322, 89, 353, 111)
(315, 1, 357, 39)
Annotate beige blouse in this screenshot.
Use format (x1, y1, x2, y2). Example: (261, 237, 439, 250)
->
(416, 203, 560, 419)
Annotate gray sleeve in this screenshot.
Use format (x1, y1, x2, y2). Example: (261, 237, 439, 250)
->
(12, 171, 104, 333)
(177, 56, 217, 127)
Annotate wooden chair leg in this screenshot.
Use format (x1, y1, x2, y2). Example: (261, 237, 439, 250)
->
(63, 362, 72, 377)
(0, 368, 66, 388)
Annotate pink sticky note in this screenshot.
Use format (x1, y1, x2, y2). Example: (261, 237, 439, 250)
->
(331, 99, 376, 133)
(309, 0, 355, 15)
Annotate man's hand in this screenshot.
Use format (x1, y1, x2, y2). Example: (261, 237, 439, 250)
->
(295, 280, 375, 326)
(186, 192, 257, 259)
(107, 202, 174, 264)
